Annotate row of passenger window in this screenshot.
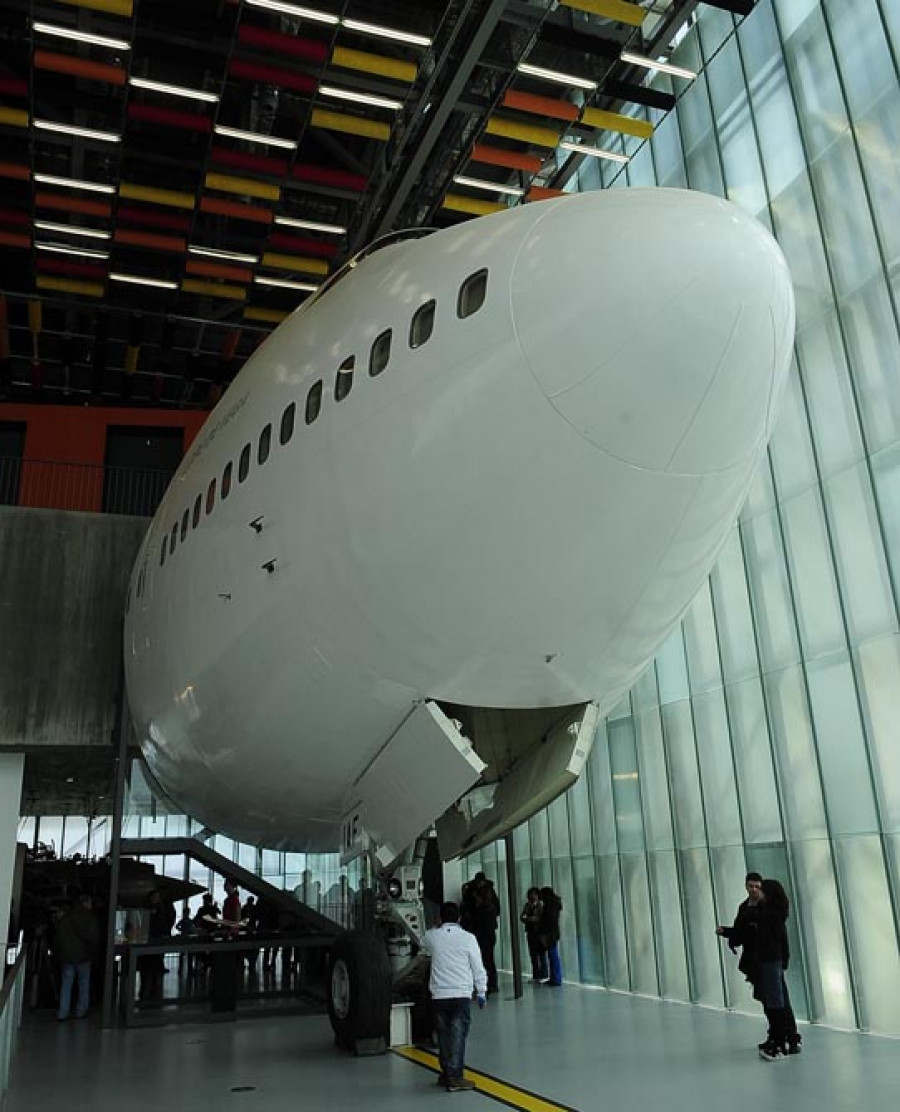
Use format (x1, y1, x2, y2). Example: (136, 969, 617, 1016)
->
(159, 267, 489, 569)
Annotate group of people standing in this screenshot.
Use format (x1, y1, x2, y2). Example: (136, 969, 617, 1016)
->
(519, 886, 563, 986)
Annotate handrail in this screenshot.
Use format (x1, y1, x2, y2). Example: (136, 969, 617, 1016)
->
(0, 456, 175, 516)
(1, 948, 28, 1106)
(0, 949, 26, 1013)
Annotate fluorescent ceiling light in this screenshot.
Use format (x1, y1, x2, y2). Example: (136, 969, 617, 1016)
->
(111, 273, 178, 289)
(35, 220, 111, 240)
(452, 175, 524, 197)
(36, 242, 110, 259)
(620, 51, 696, 80)
(274, 216, 346, 235)
(318, 85, 403, 111)
(517, 62, 597, 91)
(559, 139, 629, 164)
(254, 276, 319, 291)
(34, 173, 116, 194)
(214, 125, 297, 150)
(35, 119, 121, 143)
(32, 21, 131, 51)
(189, 246, 259, 264)
(129, 77, 219, 103)
(244, 0, 339, 24)
(341, 18, 432, 47)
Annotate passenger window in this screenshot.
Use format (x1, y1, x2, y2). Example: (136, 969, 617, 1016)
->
(280, 402, 296, 445)
(192, 494, 202, 529)
(458, 269, 488, 318)
(410, 300, 435, 348)
(305, 380, 323, 424)
(258, 423, 272, 465)
(206, 479, 216, 515)
(180, 509, 189, 541)
(169, 525, 177, 555)
(222, 461, 233, 500)
(159, 538, 166, 567)
(335, 356, 354, 402)
(239, 444, 251, 483)
(369, 330, 391, 376)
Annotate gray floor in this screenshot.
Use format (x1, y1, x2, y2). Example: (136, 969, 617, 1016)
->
(8, 980, 899, 1112)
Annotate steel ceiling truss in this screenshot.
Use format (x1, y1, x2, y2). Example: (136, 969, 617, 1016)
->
(0, 0, 754, 408)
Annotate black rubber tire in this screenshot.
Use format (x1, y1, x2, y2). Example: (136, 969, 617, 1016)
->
(327, 932, 391, 1053)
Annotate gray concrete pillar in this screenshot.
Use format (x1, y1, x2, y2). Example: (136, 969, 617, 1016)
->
(0, 754, 24, 945)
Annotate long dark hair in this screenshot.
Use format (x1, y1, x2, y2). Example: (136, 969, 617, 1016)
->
(761, 878, 789, 918)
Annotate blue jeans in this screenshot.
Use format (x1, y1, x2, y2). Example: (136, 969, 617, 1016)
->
(433, 998, 471, 1083)
(58, 961, 91, 1019)
(547, 943, 562, 985)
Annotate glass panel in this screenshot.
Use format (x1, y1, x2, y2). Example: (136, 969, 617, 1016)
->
(635, 707, 675, 851)
(824, 461, 898, 642)
(855, 634, 900, 831)
(655, 628, 689, 705)
(871, 441, 900, 597)
(661, 700, 706, 849)
(780, 486, 846, 659)
(764, 665, 828, 840)
(682, 583, 722, 694)
(678, 847, 724, 1006)
(768, 171, 833, 330)
(609, 718, 644, 852)
(710, 844, 751, 1008)
(795, 312, 865, 478)
(805, 652, 879, 834)
(726, 678, 783, 845)
(826, 0, 897, 117)
(651, 111, 687, 188)
(547, 794, 571, 859)
(598, 854, 629, 991)
(840, 277, 900, 452)
(566, 773, 594, 859)
(790, 837, 856, 1028)
(768, 360, 818, 501)
(780, 3, 849, 162)
(693, 688, 743, 847)
(647, 850, 690, 1001)
(586, 722, 617, 856)
(710, 528, 759, 684)
(741, 510, 801, 672)
(832, 834, 900, 1035)
(572, 855, 604, 984)
(621, 853, 658, 996)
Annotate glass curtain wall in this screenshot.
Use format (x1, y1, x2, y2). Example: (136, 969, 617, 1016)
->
(467, 0, 900, 1036)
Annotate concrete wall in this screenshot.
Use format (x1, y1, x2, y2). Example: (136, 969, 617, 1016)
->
(0, 508, 147, 747)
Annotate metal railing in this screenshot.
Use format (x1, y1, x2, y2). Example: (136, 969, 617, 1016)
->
(1, 949, 27, 1107)
(0, 457, 174, 516)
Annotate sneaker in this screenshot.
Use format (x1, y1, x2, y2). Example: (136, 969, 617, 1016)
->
(446, 1079, 476, 1092)
(435, 1074, 446, 1087)
(786, 1040, 802, 1056)
(759, 1043, 787, 1062)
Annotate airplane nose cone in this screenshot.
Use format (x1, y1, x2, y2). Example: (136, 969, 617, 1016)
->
(510, 189, 795, 474)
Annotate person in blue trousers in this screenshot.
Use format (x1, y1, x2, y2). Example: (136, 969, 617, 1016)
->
(539, 887, 563, 986)
(424, 901, 488, 1092)
(53, 892, 99, 1020)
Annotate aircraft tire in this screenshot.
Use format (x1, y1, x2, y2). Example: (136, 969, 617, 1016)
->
(327, 931, 391, 1054)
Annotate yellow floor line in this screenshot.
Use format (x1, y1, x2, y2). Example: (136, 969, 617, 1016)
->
(394, 1046, 579, 1111)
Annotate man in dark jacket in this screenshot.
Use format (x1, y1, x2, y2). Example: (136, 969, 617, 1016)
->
(461, 872, 500, 993)
(53, 892, 99, 1020)
(716, 870, 763, 982)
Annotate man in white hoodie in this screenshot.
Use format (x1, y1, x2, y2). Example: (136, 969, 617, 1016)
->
(424, 901, 488, 1092)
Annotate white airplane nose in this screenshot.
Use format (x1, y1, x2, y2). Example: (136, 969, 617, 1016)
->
(511, 189, 795, 475)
